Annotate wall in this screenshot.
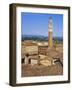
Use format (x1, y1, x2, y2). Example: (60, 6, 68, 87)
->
(0, 0, 72, 90)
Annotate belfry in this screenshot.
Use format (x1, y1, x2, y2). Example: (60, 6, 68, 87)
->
(48, 17, 53, 48)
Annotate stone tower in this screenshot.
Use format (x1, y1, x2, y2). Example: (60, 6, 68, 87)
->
(48, 17, 53, 48)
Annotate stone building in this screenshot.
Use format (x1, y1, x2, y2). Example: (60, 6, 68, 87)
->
(21, 41, 39, 65)
(37, 41, 48, 55)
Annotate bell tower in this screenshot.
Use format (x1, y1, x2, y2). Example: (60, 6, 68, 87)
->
(48, 17, 53, 48)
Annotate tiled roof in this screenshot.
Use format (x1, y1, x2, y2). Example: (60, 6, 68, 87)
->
(22, 41, 38, 46)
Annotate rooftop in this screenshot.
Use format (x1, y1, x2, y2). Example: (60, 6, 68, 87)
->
(22, 41, 38, 46)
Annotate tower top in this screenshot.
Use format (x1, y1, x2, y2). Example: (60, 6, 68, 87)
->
(49, 16, 52, 21)
(48, 17, 53, 32)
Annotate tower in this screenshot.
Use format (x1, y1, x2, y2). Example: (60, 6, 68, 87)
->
(48, 17, 53, 48)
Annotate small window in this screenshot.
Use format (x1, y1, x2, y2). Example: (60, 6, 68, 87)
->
(28, 58, 31, 64)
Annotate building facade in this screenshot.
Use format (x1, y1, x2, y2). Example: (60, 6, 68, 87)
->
(38, 46, 48, 55)
(21, 41, 39, 65)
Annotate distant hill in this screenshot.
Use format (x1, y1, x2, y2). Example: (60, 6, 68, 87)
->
(22, 35, 63, 42)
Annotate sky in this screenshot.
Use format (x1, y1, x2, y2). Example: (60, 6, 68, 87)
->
(21, 12, 63, 37)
